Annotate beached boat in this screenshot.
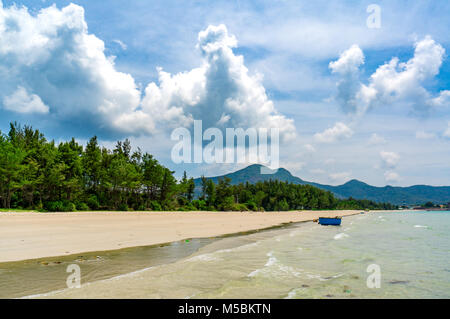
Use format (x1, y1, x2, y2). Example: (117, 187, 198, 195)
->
(318, 217, 342, 226)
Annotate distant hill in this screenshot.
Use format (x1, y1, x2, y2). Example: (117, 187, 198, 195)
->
(194, 164, 450, 205)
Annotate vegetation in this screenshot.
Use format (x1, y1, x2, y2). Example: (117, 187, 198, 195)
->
(0, 123, 397, 212)
(417, 202, 450, 209)
(197, 178, 397, 211)
(195, 164, 450, 206)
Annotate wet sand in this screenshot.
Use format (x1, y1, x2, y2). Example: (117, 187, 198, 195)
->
(0, 210, 388, 263)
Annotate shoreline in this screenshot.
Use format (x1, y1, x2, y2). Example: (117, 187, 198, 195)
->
(0, 210, 402, 263)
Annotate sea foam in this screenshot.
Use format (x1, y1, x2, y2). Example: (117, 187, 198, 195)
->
(334, 233, 349, 240)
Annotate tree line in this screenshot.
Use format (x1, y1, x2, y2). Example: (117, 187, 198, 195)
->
(197, 177, 397, 211)
(0, 123, 397, 212)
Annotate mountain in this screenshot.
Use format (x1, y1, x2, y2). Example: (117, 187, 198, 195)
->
(194, 164, 450, 205)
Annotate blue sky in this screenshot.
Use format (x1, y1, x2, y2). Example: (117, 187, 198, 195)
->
(0, 0, 449, 186)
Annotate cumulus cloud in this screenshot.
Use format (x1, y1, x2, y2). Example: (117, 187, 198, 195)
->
(330, 36, 448, 116)
(380, 151, 400, 183)
(444, 122, 450, 138)
(380, 151, 400, 169)
(0, 3, 142, 135)
(329, 44, 364, 75)
(3, 86, 49, 114)
(329, 45, 364, 114)
(140, 24, 296, 140)
(0, 4, 295, 140)
(368, 133, 386, 145)
(304, 143, 316, 153)
(384, 171, 400, 183)
(314, 122, 353, 143)
(429, 90, 450, 108)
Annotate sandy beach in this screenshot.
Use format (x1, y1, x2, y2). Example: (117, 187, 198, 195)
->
(0, 210, 377, 263)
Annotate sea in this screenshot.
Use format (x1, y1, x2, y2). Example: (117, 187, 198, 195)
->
(0, 211, 449, 298)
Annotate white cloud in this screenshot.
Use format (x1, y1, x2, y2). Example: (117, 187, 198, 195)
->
(329, 44, 364, 75)
(368, 133, 386, 145)
(384, 171, 400, 183)
(139, 24, 296, 140)
(329, 171, 351, 183)
(0, 4, 295, 139)
(415, 130, 435, 139)
(0, 3, 143, 133)
(330, 36, 447, 116)
(444, 122, 450, 138)
(328, 44, 365, 114)
(112, 39, 127, 50)
(429, 90, 450, 108)
(231, 1, 434, 61)
(379, 151, 401, 183)
(380, 151, 400, 169)
(314, 122, 353, 143)
(304, 144, 316, 153)
(3, 86, 49, 114)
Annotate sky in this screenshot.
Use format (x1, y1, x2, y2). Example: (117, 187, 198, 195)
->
(0, 0, 449, 186)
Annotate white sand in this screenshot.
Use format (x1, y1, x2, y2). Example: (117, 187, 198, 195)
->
(0, 210, 382, 262)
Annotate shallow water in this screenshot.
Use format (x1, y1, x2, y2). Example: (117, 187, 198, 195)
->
(1, 211, 449, 298)
(0, 238, 213, 298)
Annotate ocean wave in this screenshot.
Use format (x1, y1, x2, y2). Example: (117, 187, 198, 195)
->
(185, 241, 260, 264)
(215, 241, 260, 254)
(185, 254, 221, 262)
(284, 289, 297, 299)
(305, 272, 344, 281)
(265, 251, 277, 267)
(334, 233, 349, 240)
(247, 268, 262, 277)
(248, 251, 302, 278)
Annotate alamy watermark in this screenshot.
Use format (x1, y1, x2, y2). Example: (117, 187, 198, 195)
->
(171, 120, 280, 174)
(366, 4, 381, 29)
(66, 264, 81, 289)
(366, 264, 381, 288)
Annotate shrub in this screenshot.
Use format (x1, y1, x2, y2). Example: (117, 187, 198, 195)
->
(45, 201, 64, 212)
(275, 199, 289, 211)
(76, 202, 90, 211)
(245, 201, 257, 211)
(87, 195, 100, 210)
(118, 203, 129, 211)
(62, 200, 76, 212)
(35, 200, 43, 210)
(191, 199, 207, 210)
(218, 196, 234, 211)
(149, 201, 162, 211)
(185, 204, 197, 211)
(232, 203, 249, 211)
(44, 200, 76, 212)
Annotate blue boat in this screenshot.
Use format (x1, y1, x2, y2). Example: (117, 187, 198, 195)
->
(318, 217, 342, 226)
